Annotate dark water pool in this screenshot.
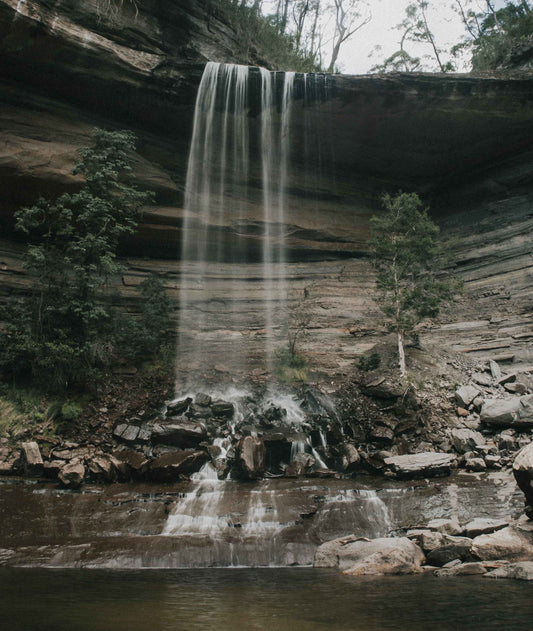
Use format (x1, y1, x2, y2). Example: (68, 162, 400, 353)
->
(1, 568, 531, 631)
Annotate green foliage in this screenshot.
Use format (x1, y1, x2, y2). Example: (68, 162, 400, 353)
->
(0, 129, 164, 390)
(218, 1, 322, 72)
(471, 1, 533, 70)
(368, 192, 457, 374)
(114, 275, 172, 360)
(357, 352, 381, 372)
(274, 345, 308, 383)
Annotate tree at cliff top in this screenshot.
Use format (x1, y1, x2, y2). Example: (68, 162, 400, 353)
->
(451, 0, 533, 70)
(368, 192, 456, 378)
(0, 129, 169, 391)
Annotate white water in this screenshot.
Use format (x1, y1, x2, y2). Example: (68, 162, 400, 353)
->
(178, 63, 296, 384)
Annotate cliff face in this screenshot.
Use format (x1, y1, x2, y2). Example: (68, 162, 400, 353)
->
(0, 0, 532, 377)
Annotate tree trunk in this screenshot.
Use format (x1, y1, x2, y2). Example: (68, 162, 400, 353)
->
(397, 331, 406, 377)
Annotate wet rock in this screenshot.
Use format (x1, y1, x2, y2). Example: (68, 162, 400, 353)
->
(286, 453, 316, 477)
(435, 562, 487, 577)
(235, 436, 265, 480)
(485, 561, 533, 580)
(151, 421, 207, 447)
(449, 428, 485, 454)
(165, 397, 192, 415)
(370, 424, 395, 443)
(43, 460, 64, 478)
(455, 385, 480, 408)
(383, 452, 456, 479)
(512, 441, 533, 510)
(58, 461, 85, 489)
(314, 536, 425, 576)
(21, 442, 43, 477)
(462, 518, 508, 538)
(426, 538, 473, 566)
(147, 450, 208, 482)
(211, 400, 235, 418)
(194, 393, 212, 407)
(187, 404, 213, 419)
(471, 526, 533, 561)
(426, 519, 463, 536)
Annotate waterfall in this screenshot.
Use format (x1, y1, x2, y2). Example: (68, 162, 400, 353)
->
(178, 62, 295, 385)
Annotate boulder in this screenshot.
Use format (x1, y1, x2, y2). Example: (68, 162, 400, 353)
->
(462, 518, 508, 538)
(471, 526, 533, 561)
(113, 423, 141, 444)
(147, 450, 208, 482)
(211, 400, 235, 418)
(87, 455, 118, 483)
(151, 421, 207, 447)
(314, 536, 425, 576)
(337, 443, 360, 472)
(449, 428, 485, 454)
(112, 449, 149, 477)
(485, 561, 533, 580)
(58, 461, 85, 489)
(426, 537, 474, 566)
(286, 452, 316, 477)
(455, 385, 480, 408)
(426, 519, 463, 536)
(194, 393, 212, 407)
(235, 436, 265, 480)
(20, 441, 43, 477)
(465, 456, 487, 472)
(481, 395, 533, 428)
(166, 397, 192, 415)
(512, 441, 533, 509)
(383, 452, 456, 479)
(407, 529, 446, 552)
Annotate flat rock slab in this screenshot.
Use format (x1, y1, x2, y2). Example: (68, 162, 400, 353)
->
(485, 561, 533, 580)
(383, 452, 456, 479)
(147, 450, 208, 482)
(455, 385, 480, 407)
(314, 536, 425, 576)
(481, 395, 533, 428)
(151, 421, 206, 447)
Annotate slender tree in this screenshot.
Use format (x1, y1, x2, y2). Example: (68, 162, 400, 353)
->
(328, 0, 371, 72)
(368, 192, 455, 377)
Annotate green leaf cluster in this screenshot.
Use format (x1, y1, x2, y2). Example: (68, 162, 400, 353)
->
(368, 192, 455, 341)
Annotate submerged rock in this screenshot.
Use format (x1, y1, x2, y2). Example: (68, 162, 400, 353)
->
(314, 535, 425, 576)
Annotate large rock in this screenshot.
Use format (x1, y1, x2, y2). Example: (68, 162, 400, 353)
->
(147, 450, 208, 482)
(481, 395, 533, 428)
(314, 536, 425, 576)
(449, 428, 485, 454)
(462, 518, 508, 538)
(383, 452, 456, 479)
(20, 441, 43, 477)
(435, 562, 487, 577)
(471, 526, 533, 561)
(235, 436, 266, 480)
(485, 561, 533, 580)
(58, 461, 85, 489)
(455, 385, 480, 408)
(513, 441, 533, 511)
(151, 421, 207, 447)
(426, 538, 474, 566)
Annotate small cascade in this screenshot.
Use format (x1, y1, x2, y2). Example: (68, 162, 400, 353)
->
(307, 437, 328, 470)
